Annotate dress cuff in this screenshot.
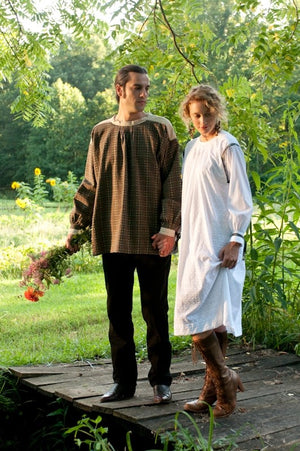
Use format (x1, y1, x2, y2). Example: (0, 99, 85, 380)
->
(159, 227, 176, 237)
(230, 233, 244, 246)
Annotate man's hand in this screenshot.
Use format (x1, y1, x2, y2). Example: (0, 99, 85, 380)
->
(65, 232, 80, 255)
(218, 241, 241, 269)
(151, 233, 175, 257)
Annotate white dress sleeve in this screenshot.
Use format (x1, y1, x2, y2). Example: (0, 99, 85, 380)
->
(222, 144, 253, 245)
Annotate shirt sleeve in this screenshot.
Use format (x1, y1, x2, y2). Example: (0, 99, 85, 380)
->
(222, 144, 253, 244)
(159, 127, 182, 233)
(69, 134, 96, 231)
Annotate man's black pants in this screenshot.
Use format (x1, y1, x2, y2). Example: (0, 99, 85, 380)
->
(102, 253, 172, 390)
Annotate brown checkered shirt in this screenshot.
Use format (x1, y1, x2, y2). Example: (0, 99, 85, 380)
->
(70, 113, 182, 256)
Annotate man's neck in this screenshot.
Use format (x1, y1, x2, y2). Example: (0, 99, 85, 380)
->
(116, 109, 146, 122)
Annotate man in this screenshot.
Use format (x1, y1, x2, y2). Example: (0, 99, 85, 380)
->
(66, 64, 181, 404)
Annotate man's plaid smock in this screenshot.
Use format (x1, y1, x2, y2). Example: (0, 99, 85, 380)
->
(70, 113, 182, 256)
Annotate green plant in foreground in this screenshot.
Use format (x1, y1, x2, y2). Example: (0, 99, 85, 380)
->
(65, 408, 239, 450)
(156, 408, 215, 451)
(154, 408, 244, 450)
(0, 370, 21, 414)
(65, 414, 116, 450)
(29, 398, 71, 451)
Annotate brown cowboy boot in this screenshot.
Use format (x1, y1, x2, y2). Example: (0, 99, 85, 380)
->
(184, 331, 228, 413)
(189, 331, 244, 418)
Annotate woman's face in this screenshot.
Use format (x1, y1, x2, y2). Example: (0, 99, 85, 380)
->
(189, 100, 218, 141)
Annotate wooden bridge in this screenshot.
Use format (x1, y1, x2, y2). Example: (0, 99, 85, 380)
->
(9, 345, 300, 450)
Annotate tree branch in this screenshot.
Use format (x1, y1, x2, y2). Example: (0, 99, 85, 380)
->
(6, 0, 24, 35)
(157, 0, 210, 83)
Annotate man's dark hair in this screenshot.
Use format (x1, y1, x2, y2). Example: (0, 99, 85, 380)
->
(114, 65, 148, 103)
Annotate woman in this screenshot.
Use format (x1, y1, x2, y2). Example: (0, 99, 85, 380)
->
(174, 85, 253, 418)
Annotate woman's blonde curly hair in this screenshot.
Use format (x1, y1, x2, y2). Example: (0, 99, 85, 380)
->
(180, 84, 227, 136)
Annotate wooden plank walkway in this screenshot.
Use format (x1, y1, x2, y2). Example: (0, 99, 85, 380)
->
(9, 345, 300, 450)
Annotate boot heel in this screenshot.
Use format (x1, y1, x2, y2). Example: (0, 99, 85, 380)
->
(237, 377, 244, 392)
(235, 373, 244, 392)
(231, 369, 244, 392)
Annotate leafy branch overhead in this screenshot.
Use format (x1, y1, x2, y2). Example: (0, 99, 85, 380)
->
(1, 0, 299, 126)
(0, 0, 107, 126)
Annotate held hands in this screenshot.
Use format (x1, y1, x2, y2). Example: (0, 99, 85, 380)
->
(218, 241, 241, 269)
(151, 233, 175, 257)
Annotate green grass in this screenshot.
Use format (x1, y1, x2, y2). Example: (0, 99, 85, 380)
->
(0, 199, 189, 367)
(1, 274, 107, 366)
(1, 268, 187, 367)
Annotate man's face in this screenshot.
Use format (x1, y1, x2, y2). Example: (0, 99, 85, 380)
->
(117, 72, 150, 113)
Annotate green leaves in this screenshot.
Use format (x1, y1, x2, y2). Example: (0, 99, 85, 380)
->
(251, 171, 261, 191)
(65, 415, 116, 450)
(0, 0, 107, 125)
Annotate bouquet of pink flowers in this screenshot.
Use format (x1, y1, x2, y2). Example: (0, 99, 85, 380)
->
(20, 228, 91, 301)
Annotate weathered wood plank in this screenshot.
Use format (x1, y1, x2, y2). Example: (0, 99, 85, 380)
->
(8, 345, 300, 450)
(8, 345, 257, 380)
(139, 399, 300, 449)
(98, 376, 298, 426)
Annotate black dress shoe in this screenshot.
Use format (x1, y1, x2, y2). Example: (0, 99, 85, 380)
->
(100, 383, 135, 403)
(153, 384, 172, 404)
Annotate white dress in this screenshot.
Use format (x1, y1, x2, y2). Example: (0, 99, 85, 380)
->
(174, 131, 253, 337)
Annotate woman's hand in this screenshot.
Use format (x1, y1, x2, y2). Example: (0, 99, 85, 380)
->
(218, 242, 241, 269)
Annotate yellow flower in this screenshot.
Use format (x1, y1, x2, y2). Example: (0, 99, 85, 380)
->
(16, 198, 29, 209)
(46, 178, 56, 186)
(34, 168, 41, 176)
(11, 181, 20, 190)
(226, 89, 235, 98)
(279, 141, 288, 148)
